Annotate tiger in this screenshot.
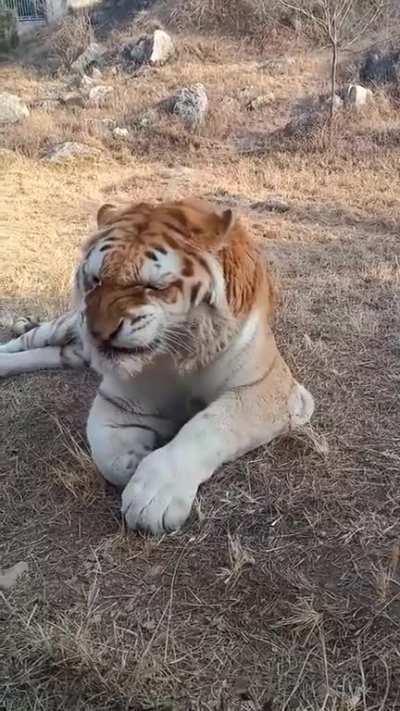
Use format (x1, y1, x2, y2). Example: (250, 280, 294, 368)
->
(0, 198, 314, 535)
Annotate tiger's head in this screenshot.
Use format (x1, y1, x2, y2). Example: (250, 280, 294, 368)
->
(75, 198, 273, 378)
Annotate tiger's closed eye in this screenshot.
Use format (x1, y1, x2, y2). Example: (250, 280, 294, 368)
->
(146, 284, 167, 292)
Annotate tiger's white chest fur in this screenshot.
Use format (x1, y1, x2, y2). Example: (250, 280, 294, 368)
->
(100, 308, 267, 422)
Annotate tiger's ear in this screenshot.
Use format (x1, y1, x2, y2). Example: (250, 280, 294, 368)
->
(220, 208, 235, 235)
(97, 203, 117, 227)
(214, 208, 236, 248)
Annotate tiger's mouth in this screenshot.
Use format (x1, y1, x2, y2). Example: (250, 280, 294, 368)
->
(98, 338, 161, 358)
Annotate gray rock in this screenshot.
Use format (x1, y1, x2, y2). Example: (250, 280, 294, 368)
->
(134, 108, 158, 130)
(45, 142, 101, 163)
(80, 69, 104, 91)
(113, 127, 130, 140)
(81, 74, 95, 90)
(346, 84, 373, 109)
(282, 109, 325, 140)
(246, 93, 275, 111)
(61, 92, 85, 108)
(0, 561, 28, 591)
(122, 36, 152, 66)
(71, 42, 105, 74)
(122, 29, 174, 68)
(91, 67, 103, 82)
(0, 92, 29, 124)
(331, 94, 344, 111)
(88, 85, 113, 108)
(149, 29, 174, 66)
(321, 93, 344, 112)
(251, 198, 290, 214)
(170, 83, 208, 129)
(90, 117, 116, 138)
(259, 57, 296, 74)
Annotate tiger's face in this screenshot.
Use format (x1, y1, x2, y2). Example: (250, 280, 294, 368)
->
(74, 199, 236, 377)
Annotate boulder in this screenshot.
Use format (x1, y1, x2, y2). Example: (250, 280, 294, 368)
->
(88, 85, 113, 108)
(45, 142, 101, 163)
(149, 29, 175, 66)
(0, 93, 29, 125)
(71, 43, 105, 74)
(169, 83, 208, 129)
(346, 84, 373, 109)
(122, 29, 174, 68)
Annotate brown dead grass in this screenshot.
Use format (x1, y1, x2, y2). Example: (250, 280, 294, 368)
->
(47, 11, 94, 69)
(1, 19, 400, 711)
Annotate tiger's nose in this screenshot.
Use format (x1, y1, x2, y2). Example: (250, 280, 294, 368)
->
(88, 321, 122, 344)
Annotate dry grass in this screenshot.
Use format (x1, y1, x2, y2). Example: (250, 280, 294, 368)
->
(159, 0, 281, 37)
(1, 13, 400, 711)
(50, 11, 94, 69)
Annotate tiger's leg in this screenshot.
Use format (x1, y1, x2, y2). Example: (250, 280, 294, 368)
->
(122, 357, 314, 534)
(0, 311, 87, 376)
(87, 380, 181, 488)
(0, 311, 78, 353)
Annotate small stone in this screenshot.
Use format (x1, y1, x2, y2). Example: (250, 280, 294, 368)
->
(113, 127, 129, 140)
(0, 562, 28, 590)
(81, 74, 94, 90)
(259, 57, 296, 74)
(91, 67, 103, 81)
(134, 108, 158, 130)
(331, 94, 344, 111)
(71, 42, 105, 74)
(45, 142, 101, 163)
(61, 92, 85, 108)
(246, 93, 275, 111)
(88, 85, 113, 108)
(251, 198, 290, 213)
(90, 117, 116, 137)
(0, 92, 29, 124)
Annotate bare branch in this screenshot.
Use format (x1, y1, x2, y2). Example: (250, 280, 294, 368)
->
(278, 0, 328, 34)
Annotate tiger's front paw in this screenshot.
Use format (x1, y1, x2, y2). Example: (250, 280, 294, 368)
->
(12, 316, 39, 336)
(121, 447, 198, 535)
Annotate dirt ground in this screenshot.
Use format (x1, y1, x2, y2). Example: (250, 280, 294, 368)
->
(1, 20, 400, 711)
